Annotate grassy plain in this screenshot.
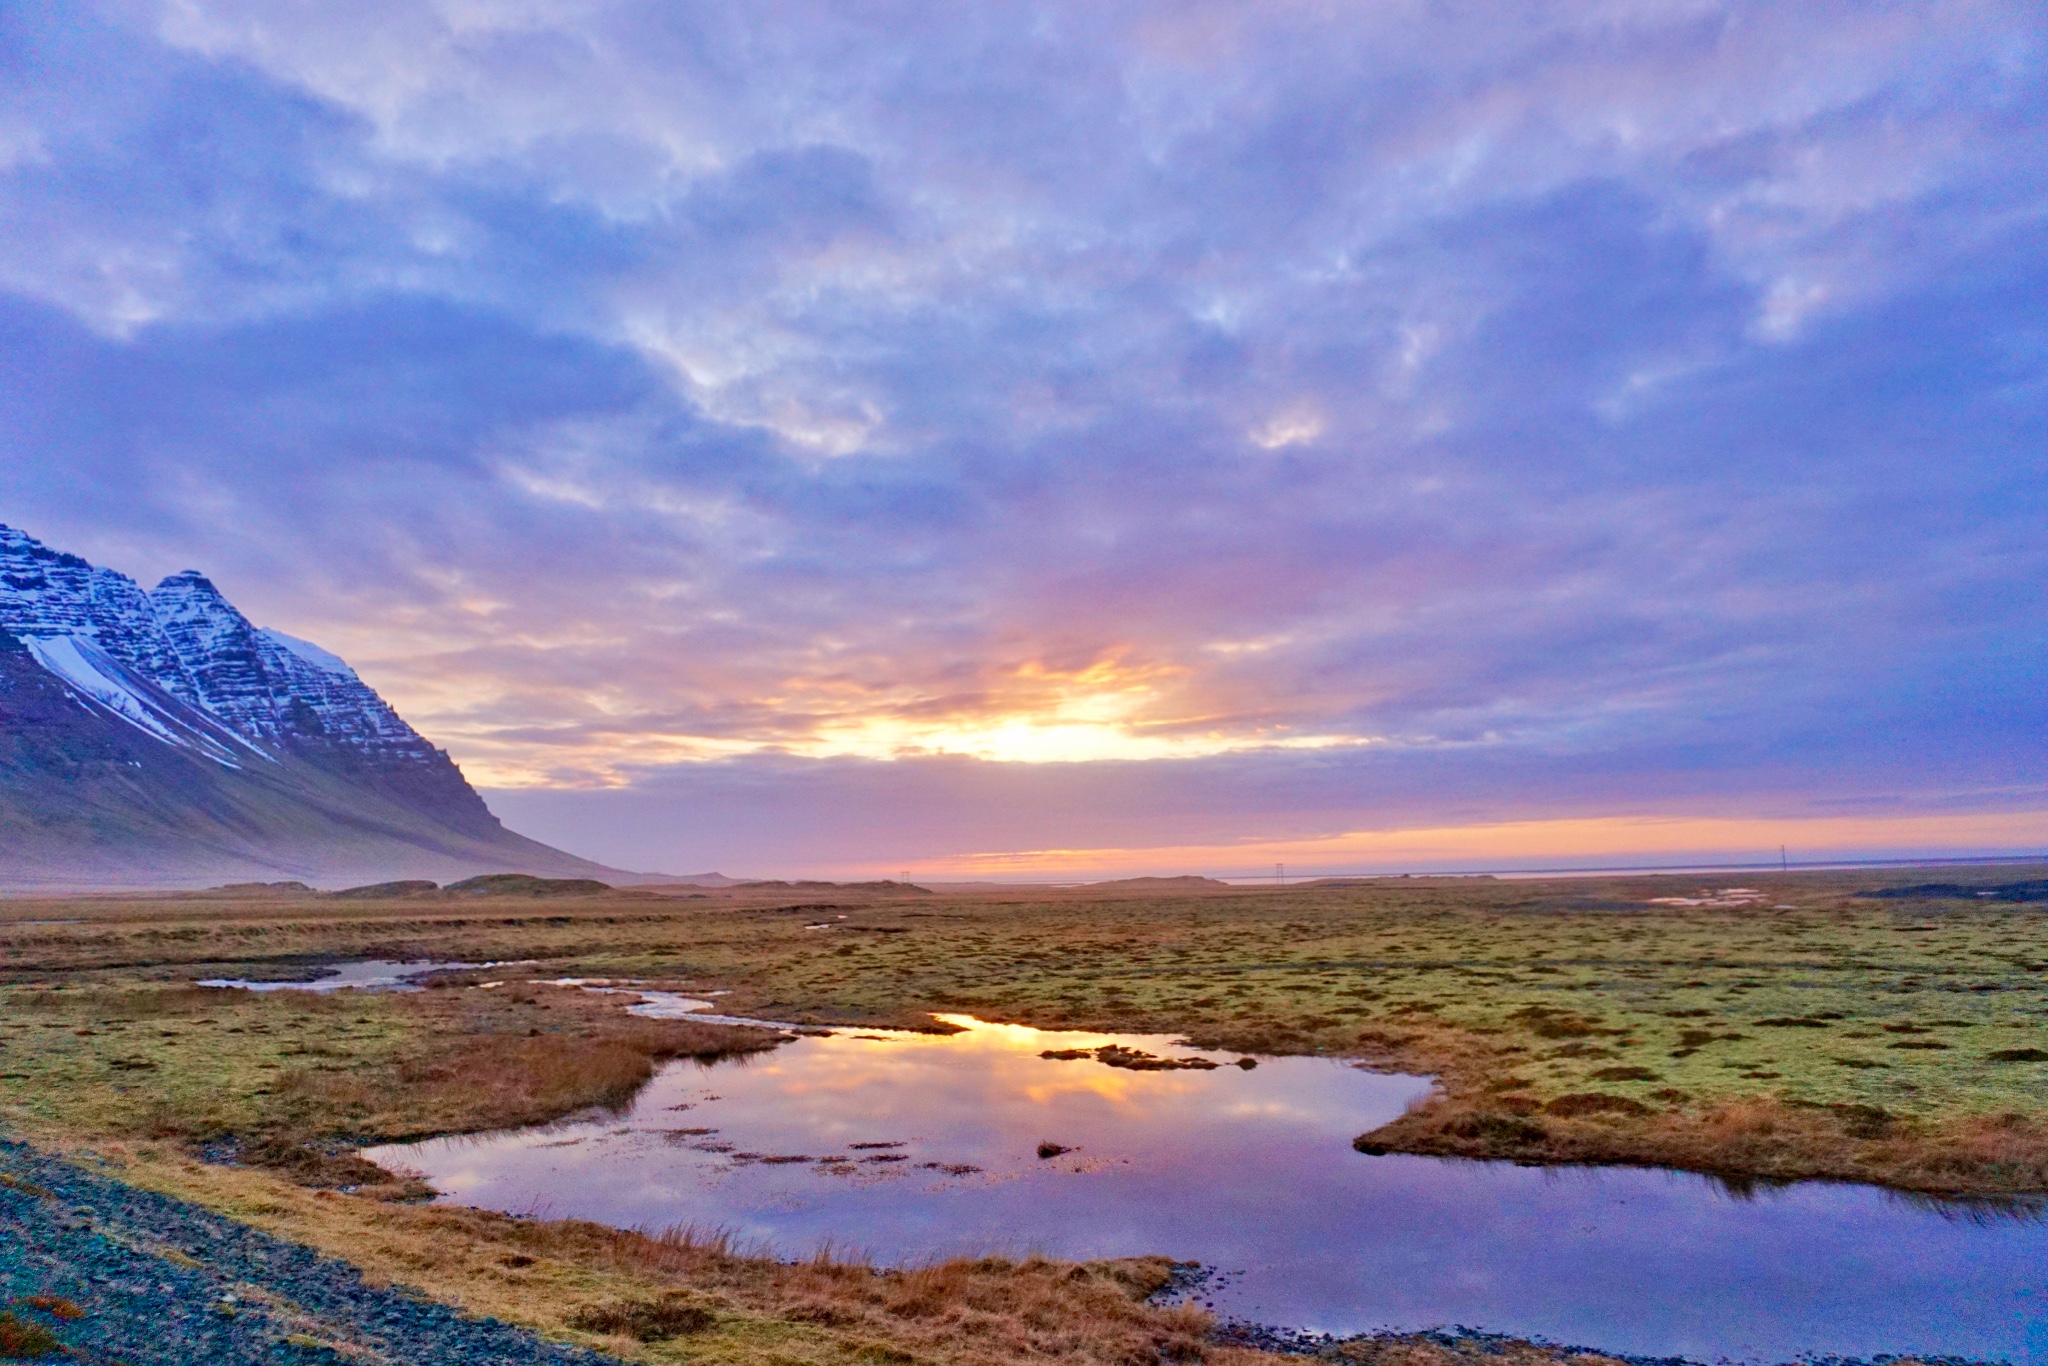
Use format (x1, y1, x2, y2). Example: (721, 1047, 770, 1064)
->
(1, 869, 2045, 1361)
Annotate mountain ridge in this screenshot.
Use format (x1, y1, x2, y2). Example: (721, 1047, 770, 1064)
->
(0, 523, 629, 891)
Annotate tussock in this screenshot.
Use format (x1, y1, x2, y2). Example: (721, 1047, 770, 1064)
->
(0, 1310, 61, 1359)
(5, 875, 2048, 1366)
(1361, 1092, 2048, 1195)
(566, 1294, 716, 1340)
(0, 975, 780, 1192)
(510, 1219, 1215, 1366)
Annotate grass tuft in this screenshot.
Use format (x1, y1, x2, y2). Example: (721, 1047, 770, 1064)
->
(1544, 1094, 1653, 1119)
(0, 1312, 60, 1360)
(567, 1294, 716, 1340)
(12, 1300, 81, 1322)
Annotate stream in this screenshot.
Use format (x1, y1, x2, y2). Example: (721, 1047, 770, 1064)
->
(351, 992, 2048, 1364)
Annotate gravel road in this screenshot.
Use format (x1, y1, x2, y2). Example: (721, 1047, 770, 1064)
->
(0, 1139, 615, 1364)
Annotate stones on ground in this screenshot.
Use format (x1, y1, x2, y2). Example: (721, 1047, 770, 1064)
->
(0, 1140, 606, 1365)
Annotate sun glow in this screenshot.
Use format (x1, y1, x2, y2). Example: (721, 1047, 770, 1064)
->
(430, 652, 1365, 784)
(790, 656, 1360, 763)
(876, 809, 2048, 881)
(799, 715, 1353, 764)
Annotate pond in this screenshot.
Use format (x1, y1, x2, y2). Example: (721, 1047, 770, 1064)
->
(196, 960, 495, 992)
(362, 999, 2048, 1365)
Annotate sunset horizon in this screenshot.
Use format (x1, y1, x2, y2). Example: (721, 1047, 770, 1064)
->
(4, 2, 2042, 879)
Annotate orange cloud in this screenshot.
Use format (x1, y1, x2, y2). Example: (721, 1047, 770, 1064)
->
(872, 809, 2048, 880)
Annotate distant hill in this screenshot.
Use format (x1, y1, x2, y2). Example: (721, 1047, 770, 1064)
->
(1859, 880, 2048, 903)
(0, 522, 625, 891)
(1090, 875, 1232, 889)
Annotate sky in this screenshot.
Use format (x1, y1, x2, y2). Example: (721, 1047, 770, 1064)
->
(2, 1, 2045, 879)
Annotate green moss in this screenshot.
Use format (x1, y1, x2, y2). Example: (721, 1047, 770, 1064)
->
(3, 875, 2044, 1142)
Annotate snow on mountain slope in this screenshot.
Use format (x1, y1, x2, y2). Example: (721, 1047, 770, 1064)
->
(25, 634, 189, 749)
(21, 634, 256, 766)
(1, 526, 431, 762)
(260, 628, 351, 676)
(146, 569, 429, 756)
(0, 522, 622, 889)
(0, 525, 198, 696)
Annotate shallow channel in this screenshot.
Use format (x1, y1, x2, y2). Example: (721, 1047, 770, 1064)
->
(359, 1000, 2048, 1365)
(197, 960, 495, 992)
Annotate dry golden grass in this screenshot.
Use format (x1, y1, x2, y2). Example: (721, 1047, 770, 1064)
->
(303, 1014, 773, 1137)
(0, 975, 780, 1191)
(1360, 1086, 2048, 1195)
(52, 1136, 1729, 1366)
(533, 1227, 1217, 1366)
(6, 870, 2047, 1193)
(10, 875, 2034, 1362)
(70, 1139, 1235, 1366)
(0, 1310, 63, 1359)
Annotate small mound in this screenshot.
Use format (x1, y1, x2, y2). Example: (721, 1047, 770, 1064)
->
(1450, 1112, 1551, 1143)
(1039, 1044, 1219, 1072)
(1544, 1092, 1653, 1119)
(330, 880, 440, 899)
(443, 873, 612, 897)
(0, 1310, 61, 1359)
(1860, 879, 2048, 902)
(1091, 875, 1231, 889)
(1986, 1048, 2048, 1063)
(567, 1296, 714, 1342)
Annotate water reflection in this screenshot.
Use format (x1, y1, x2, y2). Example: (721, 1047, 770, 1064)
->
(196, 959, 493, 992)
(367, 1015, 2048, 1365)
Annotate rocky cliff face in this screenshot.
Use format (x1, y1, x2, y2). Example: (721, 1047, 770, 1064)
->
(0, 523, 612, 889)
(5, 528, 438, 758)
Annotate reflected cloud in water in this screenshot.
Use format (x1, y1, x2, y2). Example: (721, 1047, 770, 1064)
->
(369, 1014, 2048, 1364)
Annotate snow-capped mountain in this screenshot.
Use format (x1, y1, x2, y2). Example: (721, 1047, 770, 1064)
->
(2, 526, 431, 763)
(0, 523, 617, 890)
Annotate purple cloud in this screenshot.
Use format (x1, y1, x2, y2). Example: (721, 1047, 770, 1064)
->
(0, 0, 2043, 870)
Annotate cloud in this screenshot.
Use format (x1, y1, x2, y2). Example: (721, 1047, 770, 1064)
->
(0, 0, 2043, 868)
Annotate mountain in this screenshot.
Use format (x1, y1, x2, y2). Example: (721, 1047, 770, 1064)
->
(0, 523, 623, 891)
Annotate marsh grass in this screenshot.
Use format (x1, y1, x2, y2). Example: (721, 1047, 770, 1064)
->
(31, 1141, 1772, 1366)
(397, 1218, 1222, 1366)
(65, 1142, 1234, 1366)
(0, 1311, 60, 1360)
(7, 874, 2040, 1363)
(0, 976, 778, 1189)
(566, 1294, 717, 1341)
(1362, 1089, 2048, 1193)
(7, 875, 2048, 1191)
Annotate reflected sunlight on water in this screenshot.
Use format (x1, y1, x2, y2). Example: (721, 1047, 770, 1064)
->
(366, 1012, 2048, 1365)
